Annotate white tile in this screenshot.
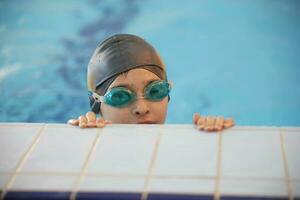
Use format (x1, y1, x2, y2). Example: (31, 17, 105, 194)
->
(0, 123, 44, 127)
(0, 125, 43, 172)
(221, 129, 285, 178)
(0, 174, 10, 188)
(148, 178, 215, 194)
(153, 126, 218, 177)
(78, 175, 144, 192)
(10, 174, 77, 191)
(282, 130, 300, 179)
(229, 126, 278, 131)
(280, 127, 300, 132)
(291, 180, 300, 197)
(220, 179, 288, 197)
(21, 125, 98, 173)
(86, 126, 159, 175)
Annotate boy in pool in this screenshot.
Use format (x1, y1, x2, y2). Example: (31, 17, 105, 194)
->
(68, 34, 234, 132)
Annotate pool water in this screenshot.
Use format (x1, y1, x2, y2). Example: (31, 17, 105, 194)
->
(0, 0, 300, 125)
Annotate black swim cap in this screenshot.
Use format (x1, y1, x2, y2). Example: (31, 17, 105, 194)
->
(87, 34, 168, 114)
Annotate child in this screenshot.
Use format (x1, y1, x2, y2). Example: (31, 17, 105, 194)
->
(68, 34, 234, 132)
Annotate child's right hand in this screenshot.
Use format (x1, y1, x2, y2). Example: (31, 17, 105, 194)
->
(68, 111, 111, 128)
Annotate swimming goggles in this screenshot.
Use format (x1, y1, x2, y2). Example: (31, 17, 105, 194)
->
(90, 80, 172, 108)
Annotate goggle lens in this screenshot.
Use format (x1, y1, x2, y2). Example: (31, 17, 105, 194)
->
(104, 87, 135, 107)
(145, 80, 170, 101)
(93, 80, 171, 108)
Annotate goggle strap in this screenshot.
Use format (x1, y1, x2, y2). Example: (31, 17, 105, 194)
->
(168, 81, 173, 89)
(92, 92, 104, 103)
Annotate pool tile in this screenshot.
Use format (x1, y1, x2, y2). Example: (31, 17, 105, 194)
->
(148, 177, 215, 195)
(221, 129, 285, 179)
(0, 124, 43, 172)
(0, 123, 44, 127)
(153, 126, 218, 177)
(86, 126, 159, 175)
(0, 173, 10, 188)
(78, 175, 144, 192)
(280, 127, 300, 132)
(291, 180, 300, 198)
(9, 174, 77, 191)
(4, 191, 71, 200)
(220, 195, 288, 200)
(21, 125, 98, 173)
(148, 193, 213, 200)
(281, 129, 300, 179)
(76, 191, 141, 200)
(220, 179, 288, 197)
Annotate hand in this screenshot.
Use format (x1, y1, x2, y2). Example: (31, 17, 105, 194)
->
(193, 113, 234, 132)
(68, 111, 111, 128)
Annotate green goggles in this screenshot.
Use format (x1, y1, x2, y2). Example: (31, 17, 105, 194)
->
(91, 80, 172, 108)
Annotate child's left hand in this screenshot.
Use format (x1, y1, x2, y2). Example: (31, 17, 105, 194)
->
(193, 113, 234, 132)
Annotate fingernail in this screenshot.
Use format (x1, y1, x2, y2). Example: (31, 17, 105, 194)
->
(199, 125, 205, 130)
(79, 122, 87, 128)
(87, 122, 96, 127)
(97, 122, 105, 128)
(215, 126, 222, 131)
(205, 127, 213, 132)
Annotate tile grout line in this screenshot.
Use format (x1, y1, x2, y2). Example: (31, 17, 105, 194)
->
(0, 124, 47, 200)
(1, 171, 293, 181)
(279, 128, 293, 200)
(69, 128, 103, 200)
(214, 132, 223, 200)
(141, 126, 163, 200)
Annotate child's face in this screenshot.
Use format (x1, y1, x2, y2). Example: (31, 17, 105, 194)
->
(100, 68, 168, 124)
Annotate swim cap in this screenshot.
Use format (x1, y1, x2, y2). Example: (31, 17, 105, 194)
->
(87, 34, 168, 114)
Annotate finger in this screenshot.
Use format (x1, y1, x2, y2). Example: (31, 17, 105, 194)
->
(197, 125, 204, 131)
(205, 117, 216, 128)
(224, 118, 234, 128)
(193, 113, 200, 125)
(197, 117, 206, 130)
(68, 119, 79, 126)
(203, 117, 215, 132)
(86, 111, 96, 127)
(96, 118, 106, 128)
(104, 120, 112, 124)
(214, 116, 224, 131)
(78, 115, 88, 128)
(204, 126, 215, 132)
(203, 117, 216, 132)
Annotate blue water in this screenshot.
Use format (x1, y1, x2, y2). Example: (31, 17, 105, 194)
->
(0, 0, 300, 125)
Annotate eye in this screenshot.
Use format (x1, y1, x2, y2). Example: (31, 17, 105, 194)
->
(149, 86, 160, 96)
(145, 80, 170, 100)
(105, 87, 134, 107)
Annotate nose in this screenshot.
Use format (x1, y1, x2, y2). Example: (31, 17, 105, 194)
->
(132, 99, 150, 116)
